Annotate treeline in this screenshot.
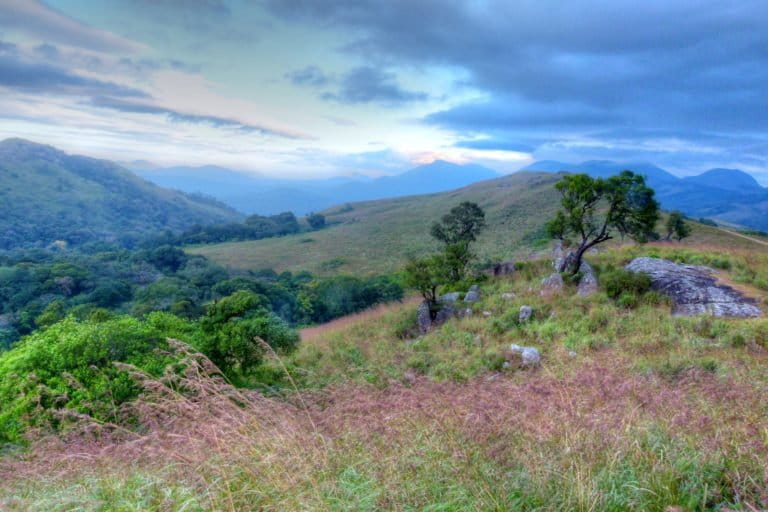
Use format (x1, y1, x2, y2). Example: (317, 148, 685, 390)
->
(144, 211, 325, 247)
(0, 239, 398, 349)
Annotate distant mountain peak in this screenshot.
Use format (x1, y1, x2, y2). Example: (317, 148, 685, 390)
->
(684, 168, 763, 191)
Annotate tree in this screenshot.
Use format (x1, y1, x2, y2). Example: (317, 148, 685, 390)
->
(430, 202, 486, 282)
(430, 201, 486, 244)
(546, 171, 660, 274)
(403, 255, 446, 309)
(665, 211, 691, 241)
(306, 212, 326, 230)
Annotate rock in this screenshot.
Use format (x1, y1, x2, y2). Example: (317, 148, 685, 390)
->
(625, 257, 762, 318)
(434, 302, 457, 326)
(482, 311, 492, 317)
(568, 351, 577, 358)
(541, 272, 564, 295)
(439, 292, 461, 303)
(577, 260, 599, 297)
(492, 261, 516, 276)
(552, 240, 566, 271)
(510, 344, 541, 367)
(464, 284, 481, 303)
(417, 300, 432, 335)
(501, 292, 516, 300)
(519, 305, 533, 322)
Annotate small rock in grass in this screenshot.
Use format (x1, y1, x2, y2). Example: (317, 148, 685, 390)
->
(501, 292, 516, 300)
(464, 284, 481, 303)
(519, 305, 533, 322)
(482, 311, 492, 317)
(510, 344, 541, 367)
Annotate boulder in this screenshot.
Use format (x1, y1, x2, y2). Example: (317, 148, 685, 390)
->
(464, 284, 481, 303)
(510, 344, 541, 367)
(439, 292, 461, 303)
(541, 272, 564, 295)
(416, 301, 432, 335)
(625, 257, 762, 318)
(577, 260, 599, 297)
(492, 261, 516, 276)
(519, 305, 533, 322)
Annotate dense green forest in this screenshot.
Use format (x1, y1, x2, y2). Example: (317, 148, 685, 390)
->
(0, 240, 401, 350)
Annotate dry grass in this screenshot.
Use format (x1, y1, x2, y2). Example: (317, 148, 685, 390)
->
(300, 296, 420, 344)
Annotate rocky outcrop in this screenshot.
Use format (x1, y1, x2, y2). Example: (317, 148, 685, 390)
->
(577, 261, 598, 297)
(491, 261, 516, 276)
(625, 257, 762, 318)
(464, 285, 481, 303)
(541, 272, 564, 295)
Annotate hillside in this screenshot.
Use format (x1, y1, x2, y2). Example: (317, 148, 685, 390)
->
(136, 160, 499, 215)
(189, 170, 768, 276)
(0, 139, 241, 249)
(522, 160, 768, 230)
(189, 171, 562, 275)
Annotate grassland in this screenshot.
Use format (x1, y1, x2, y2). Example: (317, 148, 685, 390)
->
(3, 239, 768, 511)
(189, 171, 767, 276)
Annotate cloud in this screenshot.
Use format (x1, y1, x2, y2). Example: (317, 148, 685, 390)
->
(322, 66, 427, 105)
(0, 0, 142, 53)
(89, 96, 301, 138)
(266, 0, 768, 168)
(0, 53, 148, 97)
(285, 66, 331, 87)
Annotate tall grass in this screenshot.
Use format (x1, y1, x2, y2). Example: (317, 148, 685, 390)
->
(3, 244, 768, 510)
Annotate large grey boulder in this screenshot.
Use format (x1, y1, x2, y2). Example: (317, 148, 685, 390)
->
(625, 257, 762, 318)
(577, 261, 599, 297)
(464, 284, 481, 303)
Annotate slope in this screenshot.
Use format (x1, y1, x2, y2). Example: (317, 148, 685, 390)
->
(190, 170, 768, 276)
(0, 139, 241, 249)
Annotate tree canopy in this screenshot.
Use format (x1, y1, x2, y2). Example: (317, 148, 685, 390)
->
(547, 171, 660, 274)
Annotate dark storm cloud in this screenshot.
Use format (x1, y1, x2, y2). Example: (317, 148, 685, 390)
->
(267, 0, 768, 166)
(0, 53, 148, 97)
(322, 66, 427, 105)
(90, 96, 300, 138)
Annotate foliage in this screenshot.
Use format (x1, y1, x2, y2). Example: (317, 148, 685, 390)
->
(306, 212, 326, 230)
(600, 268, 653, 300)
(429, 201, 487, 245)
(0, 313, 202, 443)
(547, 171, 660, 274)
(403, 255, 445, 304)
(665, 211, 692, 241)
(199, 291, 298, 380)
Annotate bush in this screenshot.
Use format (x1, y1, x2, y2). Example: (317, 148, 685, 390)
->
(601, 269, 652, 300)
(0, 313, 202, 444)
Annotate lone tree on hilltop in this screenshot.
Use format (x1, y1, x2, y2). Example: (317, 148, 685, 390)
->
(546, 171, 660, 274)
(430, 201, 486, 282)
(665, 211, 691, 241)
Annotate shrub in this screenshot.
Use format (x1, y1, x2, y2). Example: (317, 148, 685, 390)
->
(601, 269, 652, 300)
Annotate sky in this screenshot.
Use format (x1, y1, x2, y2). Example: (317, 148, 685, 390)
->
(0, 0, 766, 182)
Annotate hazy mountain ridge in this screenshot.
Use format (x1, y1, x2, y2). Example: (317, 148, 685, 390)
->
(522, 160, 768, 230)
(135, 160, 499, 215)
(0, 139, 241, 249)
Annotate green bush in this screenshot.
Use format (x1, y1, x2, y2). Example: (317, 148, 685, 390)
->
(0, 313, 202, 444)
(601, 269, 652, 300)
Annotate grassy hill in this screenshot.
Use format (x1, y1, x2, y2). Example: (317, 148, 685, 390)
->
(0, 139, 240, 249)
(3, 241, 768, 510)
(190, 171, 767, 276)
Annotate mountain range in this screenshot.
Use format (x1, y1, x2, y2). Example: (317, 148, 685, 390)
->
(523, 160, 768, 231)
(0, 139, 240, 249)
(134, 161, 500, 215)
